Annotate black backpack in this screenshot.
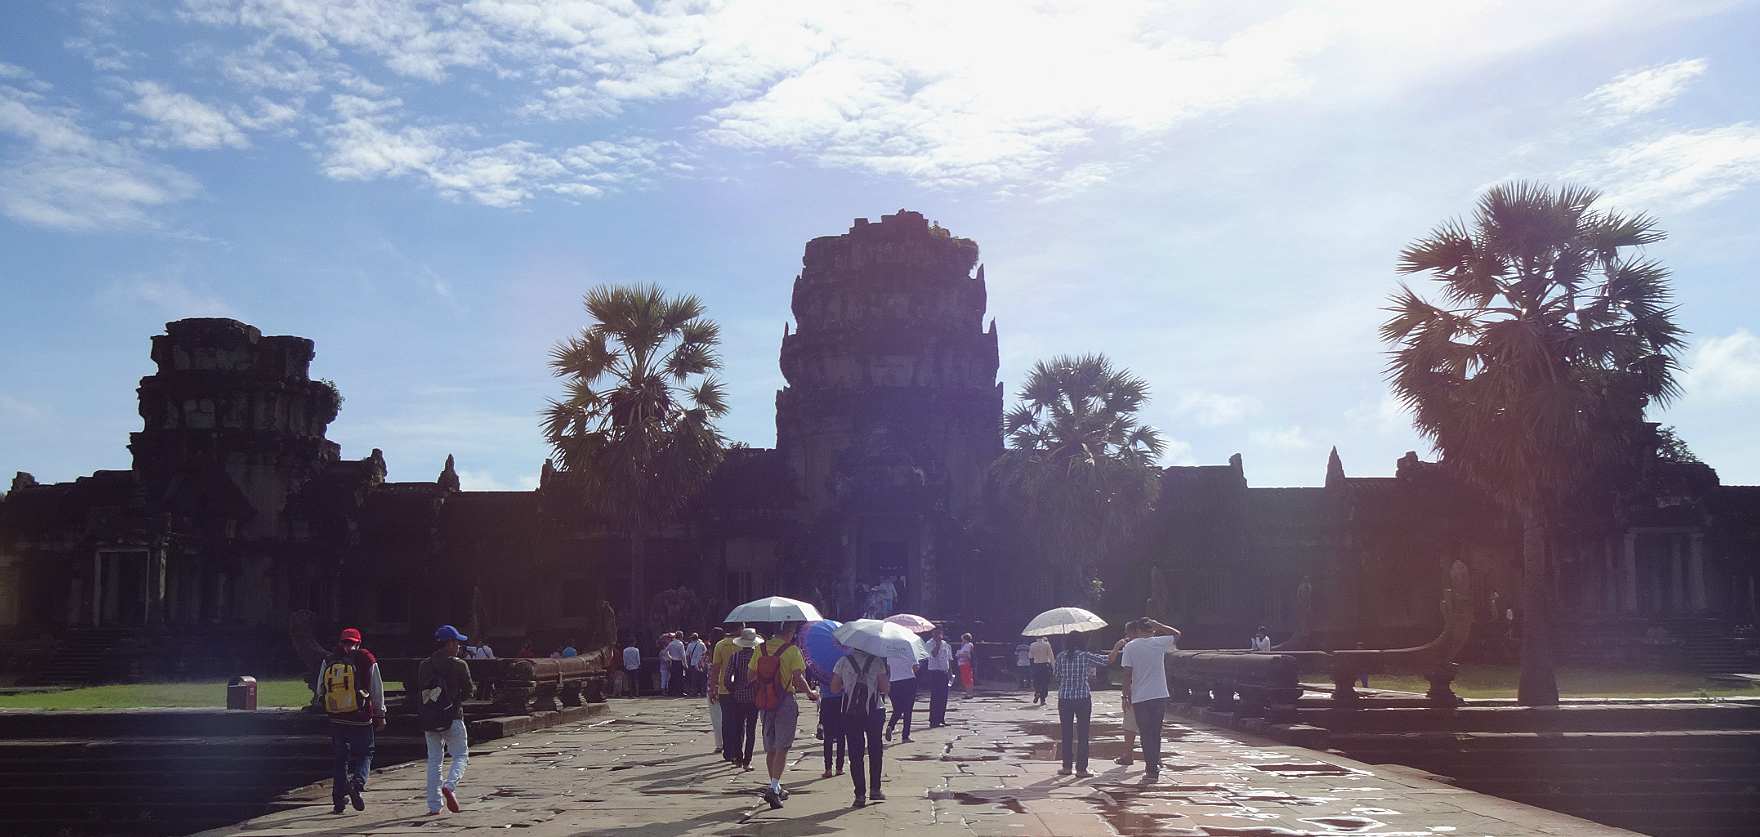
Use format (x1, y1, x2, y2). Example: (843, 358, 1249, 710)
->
(842, 654, 877, 720)
(727, 647, 757, 705)
(417, 657, 463, 732)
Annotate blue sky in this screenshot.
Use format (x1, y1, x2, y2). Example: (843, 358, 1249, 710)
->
(3, 0, 1758, 493)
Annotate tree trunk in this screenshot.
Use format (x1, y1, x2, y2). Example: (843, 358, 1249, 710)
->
(1516, 505, 1559, 706)
(629, 529, 646, 630)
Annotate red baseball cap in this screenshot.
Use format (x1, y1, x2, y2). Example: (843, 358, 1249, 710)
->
(339, 628, 362, 643)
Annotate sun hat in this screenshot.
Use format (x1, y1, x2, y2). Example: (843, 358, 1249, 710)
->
(339, 628, 362, 643)
(732, 627, 763, 648)
(434, 624, 468, 642)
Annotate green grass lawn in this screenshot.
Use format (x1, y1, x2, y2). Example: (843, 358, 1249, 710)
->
(0, 679, 313, 709)
(1304, 664, 1760, 699)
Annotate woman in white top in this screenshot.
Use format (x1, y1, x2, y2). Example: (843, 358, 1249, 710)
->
(830, 650, 891, 807)
(957, 634, 976, 698)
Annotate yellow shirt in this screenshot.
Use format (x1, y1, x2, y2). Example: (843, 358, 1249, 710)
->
(711, 638, 740, 695)
(748, 637, 806, 692)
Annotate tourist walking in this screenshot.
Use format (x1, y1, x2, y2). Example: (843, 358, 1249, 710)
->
(957, 633, 976, 698)
(817, 663, 846, 777)
(878, 576, 897, 615)
(1108, 625, 1139, 766)
(883, 646, 919, 743)
(923, 626, 953, 728)
(621, 639, 642, 696)
(317, 627, 385, 814)
(703, 628, 724, 748)
(1029, 635, 1054, 705)
(1053, 632, 1110, 777)
(664, 632, 687, 696)
(686, 632, 708, 696)
(750, 621, 818, 808)
(830, 648, 890, 807)
(418, 625, 475, 815)
(1119, 617, 1181, 783)
(716, 627, 762, 769)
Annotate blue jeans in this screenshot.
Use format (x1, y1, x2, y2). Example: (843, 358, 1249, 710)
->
(329, 723, 374, 805)
(1131, 698, 1167, 775)
(1057, 697, 1091, 771)
(425, 719, 469, 812)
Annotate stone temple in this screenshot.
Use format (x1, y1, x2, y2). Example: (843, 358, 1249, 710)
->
(2, 209, 1757, 679)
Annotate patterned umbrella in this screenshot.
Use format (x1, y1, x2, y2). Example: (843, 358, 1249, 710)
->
(882, 613, 936, 633)
(798, 619, 848, 691)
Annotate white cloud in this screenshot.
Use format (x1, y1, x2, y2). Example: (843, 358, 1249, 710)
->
(0, 82, 200, 230)
(1682, 330, 1760, 400)
(1158, 437, 1196, 467)
(1572, 124, 1760, 212)
(99, 275, 241, 319)
(0, 391, 55, 427)
(1251, 424, 1312, 450)
(1583, 58, 1707, 120)
(457, 469, 539, 492)
(129, 81, 251, 149)
(1344, 394, 1409, 434)
(1171, 390, 1259, 427)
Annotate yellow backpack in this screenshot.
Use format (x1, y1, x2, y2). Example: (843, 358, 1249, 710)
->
(322, 656, 368, 717)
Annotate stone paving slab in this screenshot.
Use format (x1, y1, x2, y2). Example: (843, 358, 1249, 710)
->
(195, 691, 1645, 837)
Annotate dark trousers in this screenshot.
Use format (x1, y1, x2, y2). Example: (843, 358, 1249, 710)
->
(819, 693, 846, 771)
(925, 669, 950, 727)
(667, 661, 685, 696)
(886, 677, 918, 740)
(722, 699, 757, 766)
(329, 723, 374, 805)
(1032, 663, 1052, 701)
(625, 667, 641, 696)
(1131, 697, 1167, 774)
(1058, 697, 1091, 771)
(845, 705, 885, 795)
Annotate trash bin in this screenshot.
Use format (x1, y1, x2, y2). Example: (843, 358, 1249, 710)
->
(226, 675, 258, 710)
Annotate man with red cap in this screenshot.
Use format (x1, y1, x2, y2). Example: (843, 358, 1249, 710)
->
(315, 628, 385, 814)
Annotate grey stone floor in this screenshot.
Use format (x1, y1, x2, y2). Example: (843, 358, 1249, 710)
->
(197, 690, 1643, 837)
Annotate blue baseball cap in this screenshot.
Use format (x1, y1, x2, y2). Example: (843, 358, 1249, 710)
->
(435, 624, 468, 642)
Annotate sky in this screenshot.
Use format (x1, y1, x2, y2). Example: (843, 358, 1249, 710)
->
(2, 0, 1758, 494)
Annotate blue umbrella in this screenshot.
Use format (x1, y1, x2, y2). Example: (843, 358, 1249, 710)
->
(798, 619, 848, 693)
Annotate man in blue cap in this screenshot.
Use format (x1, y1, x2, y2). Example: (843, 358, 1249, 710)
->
(419, 625, 475, 815)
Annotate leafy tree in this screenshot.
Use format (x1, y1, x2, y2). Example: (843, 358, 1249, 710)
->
(993, 354, 1165, 605)
(543, 285, 728, 625)
(1383, 182, 1685, 705)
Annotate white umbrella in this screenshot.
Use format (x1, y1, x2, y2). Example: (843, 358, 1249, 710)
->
(882, 613, 936, 633)
(832, 619, 929, 660)
(1022, 606, 1108, 636)
(725, 596, 823, 624)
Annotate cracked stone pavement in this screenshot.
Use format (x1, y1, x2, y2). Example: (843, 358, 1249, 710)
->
(196, 690, 1641, 837)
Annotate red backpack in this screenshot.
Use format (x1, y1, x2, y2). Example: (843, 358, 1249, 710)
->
(753, 639, 792, 710)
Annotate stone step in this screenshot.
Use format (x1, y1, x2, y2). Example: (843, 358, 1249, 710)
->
(1331, 729, 1760, 753)
(1301, 704, 1760, 733)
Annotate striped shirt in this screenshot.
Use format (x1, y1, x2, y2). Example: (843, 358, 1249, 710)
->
(1055, 650, 1110, 700)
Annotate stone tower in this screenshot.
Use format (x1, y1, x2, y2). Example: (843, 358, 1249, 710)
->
(129, 318, 341, 540)
(776, 210, 1003, 614)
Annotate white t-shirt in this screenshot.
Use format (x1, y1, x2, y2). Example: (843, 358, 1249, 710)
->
(886, 652, 918, 682)
(1121, 634, 1179, 703)
(925, 638, 953, 671)
(664, 639, 685, 662)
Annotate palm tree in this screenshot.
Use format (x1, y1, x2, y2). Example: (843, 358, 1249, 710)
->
(1382, 182, 1685, 705)
(542, 285, 728, 626)
(992, 354, 1166, 605)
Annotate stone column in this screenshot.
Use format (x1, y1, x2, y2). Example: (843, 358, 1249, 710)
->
(1621, 533, 1638, 612)
(1671, 536, 1687, 613)
(1689, 533, 1709, 612)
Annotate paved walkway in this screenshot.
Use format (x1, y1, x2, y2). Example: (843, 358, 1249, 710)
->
(199, 690, 1641, 837)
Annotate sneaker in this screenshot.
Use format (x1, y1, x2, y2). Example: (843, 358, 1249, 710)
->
(870, 789, 886, 801)
(854, 794, 866, 808)
(823, 769, 835, 779)
(1142, 772, 1160, 785)
(761, 786, 783, 809)
(1113, 756, 1133, 766)
(333, 803, 346, 815)
(779, 788, 790, 801)
(349, 786, 364, 811)
(901, 737, 913, 743)
(1075, 770, 1093, 778)
(1057, 767, 1072, 776)
(441, 786, 462, 813)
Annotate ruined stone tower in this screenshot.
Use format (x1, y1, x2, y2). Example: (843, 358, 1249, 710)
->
(130, 318, 341, 540)
(775, 210, 1003, 614)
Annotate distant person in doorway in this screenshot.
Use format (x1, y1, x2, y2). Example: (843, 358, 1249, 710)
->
(621, 640, 642, 696)
(515, 640, 535, 659)
(923, 626, 953, 728)
(1029, 635, 1055, 705)
(957, 633, 976, 698)
(1250, 627, 1271, 652)
(317, 628, 385, 815)
(878, 576, 897, 616)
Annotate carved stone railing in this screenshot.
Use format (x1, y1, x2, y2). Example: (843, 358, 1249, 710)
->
(375, 649, 614, 715)
(1166, 650, 1303, 723)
